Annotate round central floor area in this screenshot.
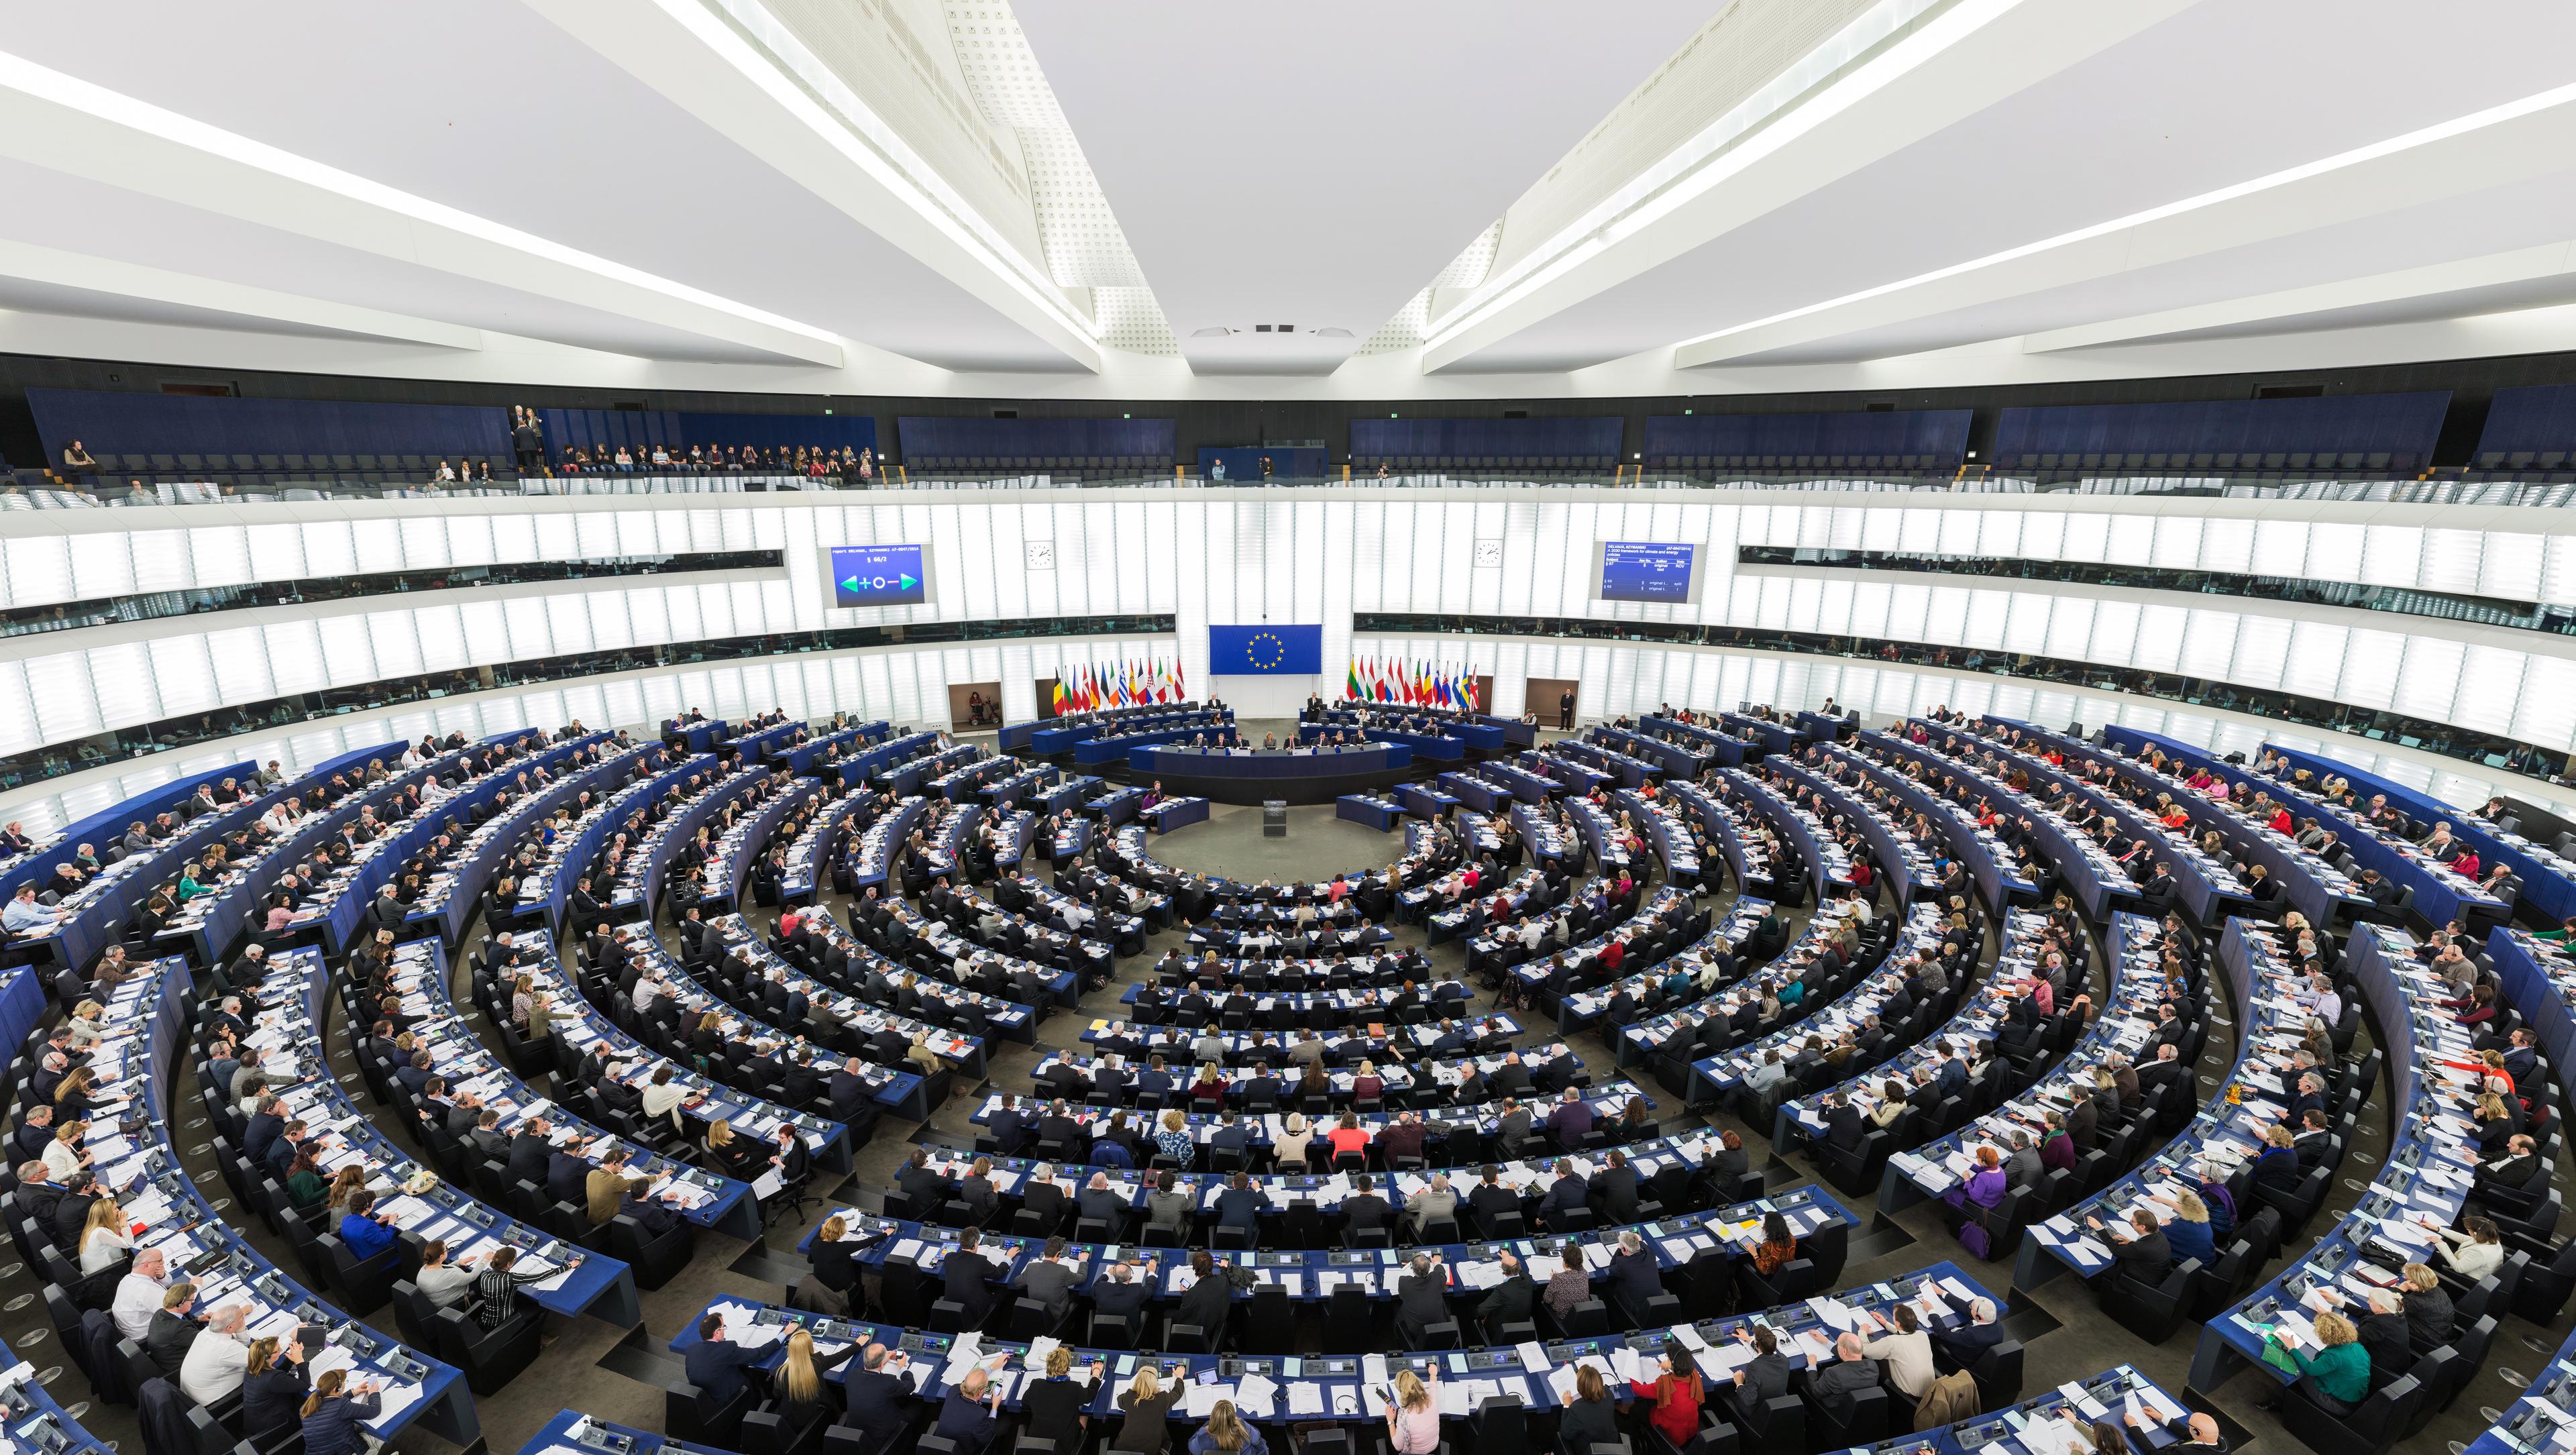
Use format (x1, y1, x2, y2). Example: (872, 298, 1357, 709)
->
(1138, 801, 1407, 882)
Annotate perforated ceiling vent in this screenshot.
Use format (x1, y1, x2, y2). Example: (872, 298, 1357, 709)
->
(943, 2, 1177, 355)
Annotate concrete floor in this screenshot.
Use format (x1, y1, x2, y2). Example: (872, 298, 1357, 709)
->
(5, 752, 2566, 1455)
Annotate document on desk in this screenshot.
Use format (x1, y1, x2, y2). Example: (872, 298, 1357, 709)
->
(1235, 1373, 1278, 1420)
(1286, 1381, 1326, 1417)
(368, 1382, 426, 1428)
(1693, 1342, 1756, 1379)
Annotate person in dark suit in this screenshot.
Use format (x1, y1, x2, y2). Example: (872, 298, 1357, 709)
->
(546, 1142, 594, 1206)
(1466, 1166, 1520, 1235)
(2125, 1411, 2226, 1451)
(506, 1122, 555, 1187)
(841, 1344, 922, 1450)
(942, 1228, 1001, 1326)
(1538, 1160, 1590, 1229)
(985, 1095, 1031, 1156)
(1807, 1333, 1882, 1422)
(1210, 1172, 1269, 1233)
(894, 1148, 953, 1212)
(1474, 1250, 1535, 1338)
(1392, 1252, 1452, 1345)
(828, 1058, 877, 1124)
(1725, 1326, 1792, 1410)
(1915, 1294, 1998, 1377)
(1603, 1231, 1664, 1314)
(1342, 1174, 1394, 1236)
(1171, 1250, 1233, 1348)
(2084, 1208, 2174, 1287)
(1589, 1149, 1641, 1224)
(146, 1285, 200, 1379)
(684, 1311, 771, 1410)
(1822, 1091, 1866, 1152)
(1090, 1258, 1157, 1326)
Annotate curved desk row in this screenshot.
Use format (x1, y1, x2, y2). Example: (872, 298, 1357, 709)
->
(381, 941, 754, 1242)
(1821, 741, 2036, 916)
(408, 739, 649, 945)
(1126, 744, 1410, 806)
(2016, 916, 2306, 1290)
(259, 947, 639, 1324)
(113, 960, 475, 1442)
(2186, 920, 2479, 1395)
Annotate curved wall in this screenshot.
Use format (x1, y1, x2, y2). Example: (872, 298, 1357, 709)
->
(3, 486, 2571, 827)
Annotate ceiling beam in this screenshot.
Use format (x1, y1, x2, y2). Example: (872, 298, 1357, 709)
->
(0, 237, 485, 349)
(1677, 82, 2576, 368)
(0, 50, 847, 367)
(2019, 240, 2576, 352)
(527, 0, 1105, 375)
(1420, 0, 2192, 374)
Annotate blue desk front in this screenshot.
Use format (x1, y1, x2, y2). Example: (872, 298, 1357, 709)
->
(511, 1411, 737, 1455)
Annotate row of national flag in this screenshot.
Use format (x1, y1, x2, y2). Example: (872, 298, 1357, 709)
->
(1052, 659, 1185, 713)
(1345, 656, 1481, 710)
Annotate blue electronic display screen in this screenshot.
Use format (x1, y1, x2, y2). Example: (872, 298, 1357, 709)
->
(828, 545, 927, 608)
(1601, 542, 1696, 603)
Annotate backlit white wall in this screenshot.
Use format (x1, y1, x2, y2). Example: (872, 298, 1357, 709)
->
(6, 486, 2575, 826)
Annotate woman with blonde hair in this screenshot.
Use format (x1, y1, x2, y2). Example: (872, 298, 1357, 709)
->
(1351, 1059, 1384, 1101)
(2161, 1188, 2215, 1265)
(1271, 1113, 1314, 1170)
(42, 1121, 88, 1181)
(239, 1335, 311, 1442)
(77, 1194, 131, 1273)
(771, 1328, 857, 1430)
(1024, 1344, 1106, 1453)
(1386, 1368, 1440, 1455)
(1114, 1362, 1185, 1455)
(2271, 1308, 2367, 1414)
(1155, 1108, 1195, 1164)
(1190, 1399, 1268, 1455)
(64, 1000, 106, 1047)
(51, 1067, 95, 1119)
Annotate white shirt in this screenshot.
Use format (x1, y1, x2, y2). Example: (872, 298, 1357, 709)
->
(1862, 1329, 1935, 1397)
(112, 1271, 167, 1340)
(79, 1226, 132, 1275)
(180, 1328, 252, 1405)
(40, 1140, 80, 1181)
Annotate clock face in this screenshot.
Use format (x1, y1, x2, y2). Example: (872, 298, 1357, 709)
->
(1025, 541, 1057, 570)
(1472, 539, 1504, 568)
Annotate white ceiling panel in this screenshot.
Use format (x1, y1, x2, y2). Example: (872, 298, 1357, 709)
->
(1015, 0, 1713, 374)
(1445, 0, 2576, 373)
(0, 0, 1089, 371)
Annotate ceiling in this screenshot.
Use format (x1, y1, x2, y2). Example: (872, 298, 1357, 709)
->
(0, 0, 2573, 401)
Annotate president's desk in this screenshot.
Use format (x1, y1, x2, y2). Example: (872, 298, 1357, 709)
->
(1128, 743, 1413, 806)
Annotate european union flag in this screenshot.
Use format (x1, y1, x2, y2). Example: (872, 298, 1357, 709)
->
(1208, 624, 1323, 675)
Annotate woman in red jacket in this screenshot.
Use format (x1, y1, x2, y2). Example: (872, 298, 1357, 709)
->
(1629, 1336, 1705, 1446)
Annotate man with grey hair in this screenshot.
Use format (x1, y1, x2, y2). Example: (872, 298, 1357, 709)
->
(1393, 1250, 1449, 1346)
(1931, 1295, 2004, 1368)
(1403, 1171, 1458, 1239)
(180, 1302, 254, 1404)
